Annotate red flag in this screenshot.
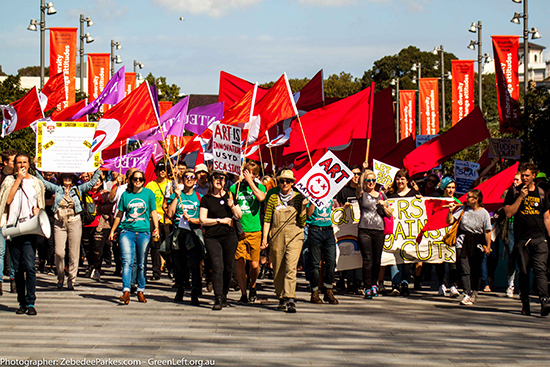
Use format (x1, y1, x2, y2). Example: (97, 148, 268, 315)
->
(291, 148, 327, 182)
(451, 60, 475, 125)
(378, 135, 415, 168)
(250, 73, 298, 147)
(50, 28, 77, 110)
(90, 81, 159, 157)
(50, 99, 87, 122)
(40, 72, 65, 112)
(403, 107, 490, 177)
(492, 35, 520, 133)
(419, 78, 439, 134)
(295, 70, 324, 112)
(284, 83, 374, 156)
(416, 162, 519, 242)
(1, 87, 44, 136)
(399, 90, 416, 140)
(219, 71, 268, 112)
(102, 141, 128, 161)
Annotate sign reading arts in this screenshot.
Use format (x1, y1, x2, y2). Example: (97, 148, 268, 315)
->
(212, 122, 242, 175)
(36, 121, 100, 172)
(295, 150, 352, 209)
(332, 197, 455, 269)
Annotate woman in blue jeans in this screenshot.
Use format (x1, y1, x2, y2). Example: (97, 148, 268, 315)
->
(109, 170, 159, 304)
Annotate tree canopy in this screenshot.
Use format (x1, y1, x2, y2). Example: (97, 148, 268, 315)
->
(17, 66, 50, 77)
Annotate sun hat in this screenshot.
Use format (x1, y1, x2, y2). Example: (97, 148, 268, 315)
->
(194, 163, 208, 174)
(277, 169, 295, 182)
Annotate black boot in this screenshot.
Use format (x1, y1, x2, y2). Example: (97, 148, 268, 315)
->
(521, 298, 531, 316)
(174, 288, 184, 302)
(540, 297, 550, 317)
(190, 289, 200, 306)
(212, 296, 223, 310)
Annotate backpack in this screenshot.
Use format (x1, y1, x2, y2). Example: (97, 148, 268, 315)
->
(76, 190, 96, 225)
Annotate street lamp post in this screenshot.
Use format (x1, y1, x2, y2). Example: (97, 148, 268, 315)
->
(134, 61, 144, 90)
(110, 40, 122, 77)
(433, 45, 446, 128)
(391, 78, 400, 142)
(412, 62, 421, 136)
(468, 21, 483, 112)
(511, 0, 542, 111)
(27, 0, 57, 89)
(79, 14, 94, 94)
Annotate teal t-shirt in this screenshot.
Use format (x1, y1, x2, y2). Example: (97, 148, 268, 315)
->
(230, 181, 266, 233)
(306, 199, 333, 227)
(167, 190, 202, 228)
(118, 188, 157, 233)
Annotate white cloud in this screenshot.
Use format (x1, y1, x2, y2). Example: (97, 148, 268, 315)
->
(150, 0, 261, 17)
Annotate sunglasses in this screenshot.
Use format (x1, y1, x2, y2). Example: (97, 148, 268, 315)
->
(364, 179, 376, 183)
(353, 172, 361, 176)
(279, 179, 294, 184)
(185, 175, 196, 180)
(213, 175, 225, 181)
(427, 179, 438, 184)
(132, 177, 144, 182)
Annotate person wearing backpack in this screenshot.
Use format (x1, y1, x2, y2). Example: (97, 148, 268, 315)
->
(36, 165, 101, 290)
(504, 162, 550, 317)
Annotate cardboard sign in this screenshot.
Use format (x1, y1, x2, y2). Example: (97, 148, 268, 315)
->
(373, 159, 400, 187)
(212, 122, 242, 175)
(454, 160, 480, 195)
(295, 150, 353, 209)
(36, 121, 100, 172)
(489, 138, 521, 160)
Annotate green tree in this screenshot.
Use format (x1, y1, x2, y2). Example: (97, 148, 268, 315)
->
(144, 73, 182, 104)
(17, 66, 50, 77)
(261, 72, 362, 99)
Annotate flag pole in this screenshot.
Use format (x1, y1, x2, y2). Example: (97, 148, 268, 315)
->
(118, 141, 123, 175)
(258, 146, 265, 177)
(268, 146, 277, 184)
(348, 140, 355, 164)
(365, 138, 371, 165)
(296, 114, 313, 168)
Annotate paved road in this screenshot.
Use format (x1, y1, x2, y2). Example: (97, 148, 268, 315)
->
(0, 269, 548, 366)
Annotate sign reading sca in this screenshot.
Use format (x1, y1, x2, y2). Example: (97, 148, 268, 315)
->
(454, 159, 480, 194)
(295, 150, 353, 209)
(373, 159, 400, 187)
(212, 122, 242, 175)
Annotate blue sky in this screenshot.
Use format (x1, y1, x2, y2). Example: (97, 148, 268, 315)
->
(2, 0, 550, 95)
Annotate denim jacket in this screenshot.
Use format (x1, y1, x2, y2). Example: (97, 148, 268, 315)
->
(37, 170, 101, 214)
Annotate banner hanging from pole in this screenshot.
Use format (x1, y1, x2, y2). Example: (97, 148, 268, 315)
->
(451, 60, 475, 125)
(87, 53, 110, 114)
(492, 35, 520, 133)
(49, 27, 77, 111)
(124, 72, 136, 97)
(399, 90, 416, 140)
(419, 78, 439, 135)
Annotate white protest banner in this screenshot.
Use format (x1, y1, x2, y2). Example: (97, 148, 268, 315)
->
(454, 160, 480, 195)
(36, 121, 100, 173)
(332, 197, 455, 269)
(373, 159, 400, 187)
(488, 138, 521, 160)
(294, 150, 353, 209)
(212, 122, 242, 175)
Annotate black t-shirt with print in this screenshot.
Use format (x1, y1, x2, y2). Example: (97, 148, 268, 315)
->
(504, 187, 549, 241)
(199, 193, 233, 238)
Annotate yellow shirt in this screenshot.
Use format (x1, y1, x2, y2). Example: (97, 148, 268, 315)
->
(146, 179, 168, 223)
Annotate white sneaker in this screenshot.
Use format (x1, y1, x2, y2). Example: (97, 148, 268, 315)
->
(506, 285, 515, 298)
(460, 294, 473, 305)
(438, 284, 447, 296)
(449, 286, 460, 298)
(471, 291, 478, 304)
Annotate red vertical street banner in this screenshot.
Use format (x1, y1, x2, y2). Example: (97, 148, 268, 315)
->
(49, 27, 77, 111)
(87, 53, 110, 113)
(125, 72, 136, 97)
(451, 60, 475, 126)
(492, 35, 520, 132)
(419, 78, 439, 135)
(399, 90, 416, 140)
(159, 101, 173, 116)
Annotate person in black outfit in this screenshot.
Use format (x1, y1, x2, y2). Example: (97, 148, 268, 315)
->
(199, 170, 242, 310)
(504, 162, 550, 316)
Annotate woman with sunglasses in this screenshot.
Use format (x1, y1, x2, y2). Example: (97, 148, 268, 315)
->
(109, 170, 159, 304)
(261, 169, 307, 313)
(199, 170, 242, 310)
(357, 169, 392, 299)
(385, 169, 419, 296)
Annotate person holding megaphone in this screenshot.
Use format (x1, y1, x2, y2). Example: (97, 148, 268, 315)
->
(0, 153, 46, 316)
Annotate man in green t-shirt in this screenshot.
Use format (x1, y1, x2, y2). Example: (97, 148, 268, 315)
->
(230, 161, 266, 304)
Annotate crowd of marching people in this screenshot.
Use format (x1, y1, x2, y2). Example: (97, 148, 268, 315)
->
(1, 147, 550, 318)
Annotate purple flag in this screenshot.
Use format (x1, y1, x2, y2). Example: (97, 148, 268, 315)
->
(150, 84, 160, 117)
(101, 143, 154, 175)
(185, 101, 224, 135)
(142, 140, 165, 163)
(72, 67, 126, 120)
(132, 96, 189, 141)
